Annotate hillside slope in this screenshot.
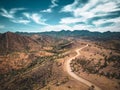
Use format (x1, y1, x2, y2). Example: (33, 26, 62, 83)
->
(0, 32, 41, 55)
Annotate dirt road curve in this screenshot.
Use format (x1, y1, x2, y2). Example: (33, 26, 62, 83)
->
(66, 44, 102, 90)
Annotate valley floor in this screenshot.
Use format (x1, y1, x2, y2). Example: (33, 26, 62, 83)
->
(0, 39, 120, 90)
(41, 40, 120, 90)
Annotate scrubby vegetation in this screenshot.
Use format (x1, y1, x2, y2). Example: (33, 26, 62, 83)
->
(0, 41, 69, 90)
(1, 31, 120, 90)
(71, 55, 120, 79)
(0, 53, 66, 90)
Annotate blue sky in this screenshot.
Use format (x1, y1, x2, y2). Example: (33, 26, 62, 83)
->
(0, 0, 120, 33)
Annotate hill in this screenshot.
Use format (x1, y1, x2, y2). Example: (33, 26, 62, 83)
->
(0, 32, 41, 55)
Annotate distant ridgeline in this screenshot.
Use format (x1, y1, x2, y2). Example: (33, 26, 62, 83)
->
(16, 30, 120, 40)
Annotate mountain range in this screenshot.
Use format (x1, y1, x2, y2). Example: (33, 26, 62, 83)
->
(0, 30, 120, 55)
(16, 30, 120, 40)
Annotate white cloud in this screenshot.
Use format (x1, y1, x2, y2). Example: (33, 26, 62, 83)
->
(72, 24, 92, 30)
(93, 17, 120, 26)
(61, 0, 79, 12)
(0, 25, 5, 29)
(74, 10, 95, 18)
(72, 23, 120, 32)
(0, 8, 14, 18)
(59, 0, 120, 32)
(41, 24, 71, 31)
(50, 0, 58, 8)
(60, 0, 100, 23)
(40, 8, 52, 13)
(91, 2, 120, 13)
(23, 13, 48, 25)
(22, 13, 30, 19)
(41, 21, 120, 32)
(90, 24, 120, 32)
(40, 0, 58, 13)
(61, 0, 120, 18)
(0, 8, 31, 25)
(9, 8, 25, 14)
(0, 8, 25, 19)
(72, 0, 103, 17)
(0, 8, 48, 25)
(41, 24, 95, 32)
(60, 17, 83, 24)
(11, 19, 30, 24)
(31, 14, 47, 25)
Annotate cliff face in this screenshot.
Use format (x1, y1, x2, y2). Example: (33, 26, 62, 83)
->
(0, 32, 41, 55)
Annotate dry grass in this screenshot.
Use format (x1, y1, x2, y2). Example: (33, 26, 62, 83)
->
(69, 40, 120, 90)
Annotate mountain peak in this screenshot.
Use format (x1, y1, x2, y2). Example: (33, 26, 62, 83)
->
(3, 31, 16, 37)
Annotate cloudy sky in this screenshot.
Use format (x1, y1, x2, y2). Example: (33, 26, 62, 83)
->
(0, 0, 120, 33)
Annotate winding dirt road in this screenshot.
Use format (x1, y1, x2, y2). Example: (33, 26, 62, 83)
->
(66, 44, 102, 90)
